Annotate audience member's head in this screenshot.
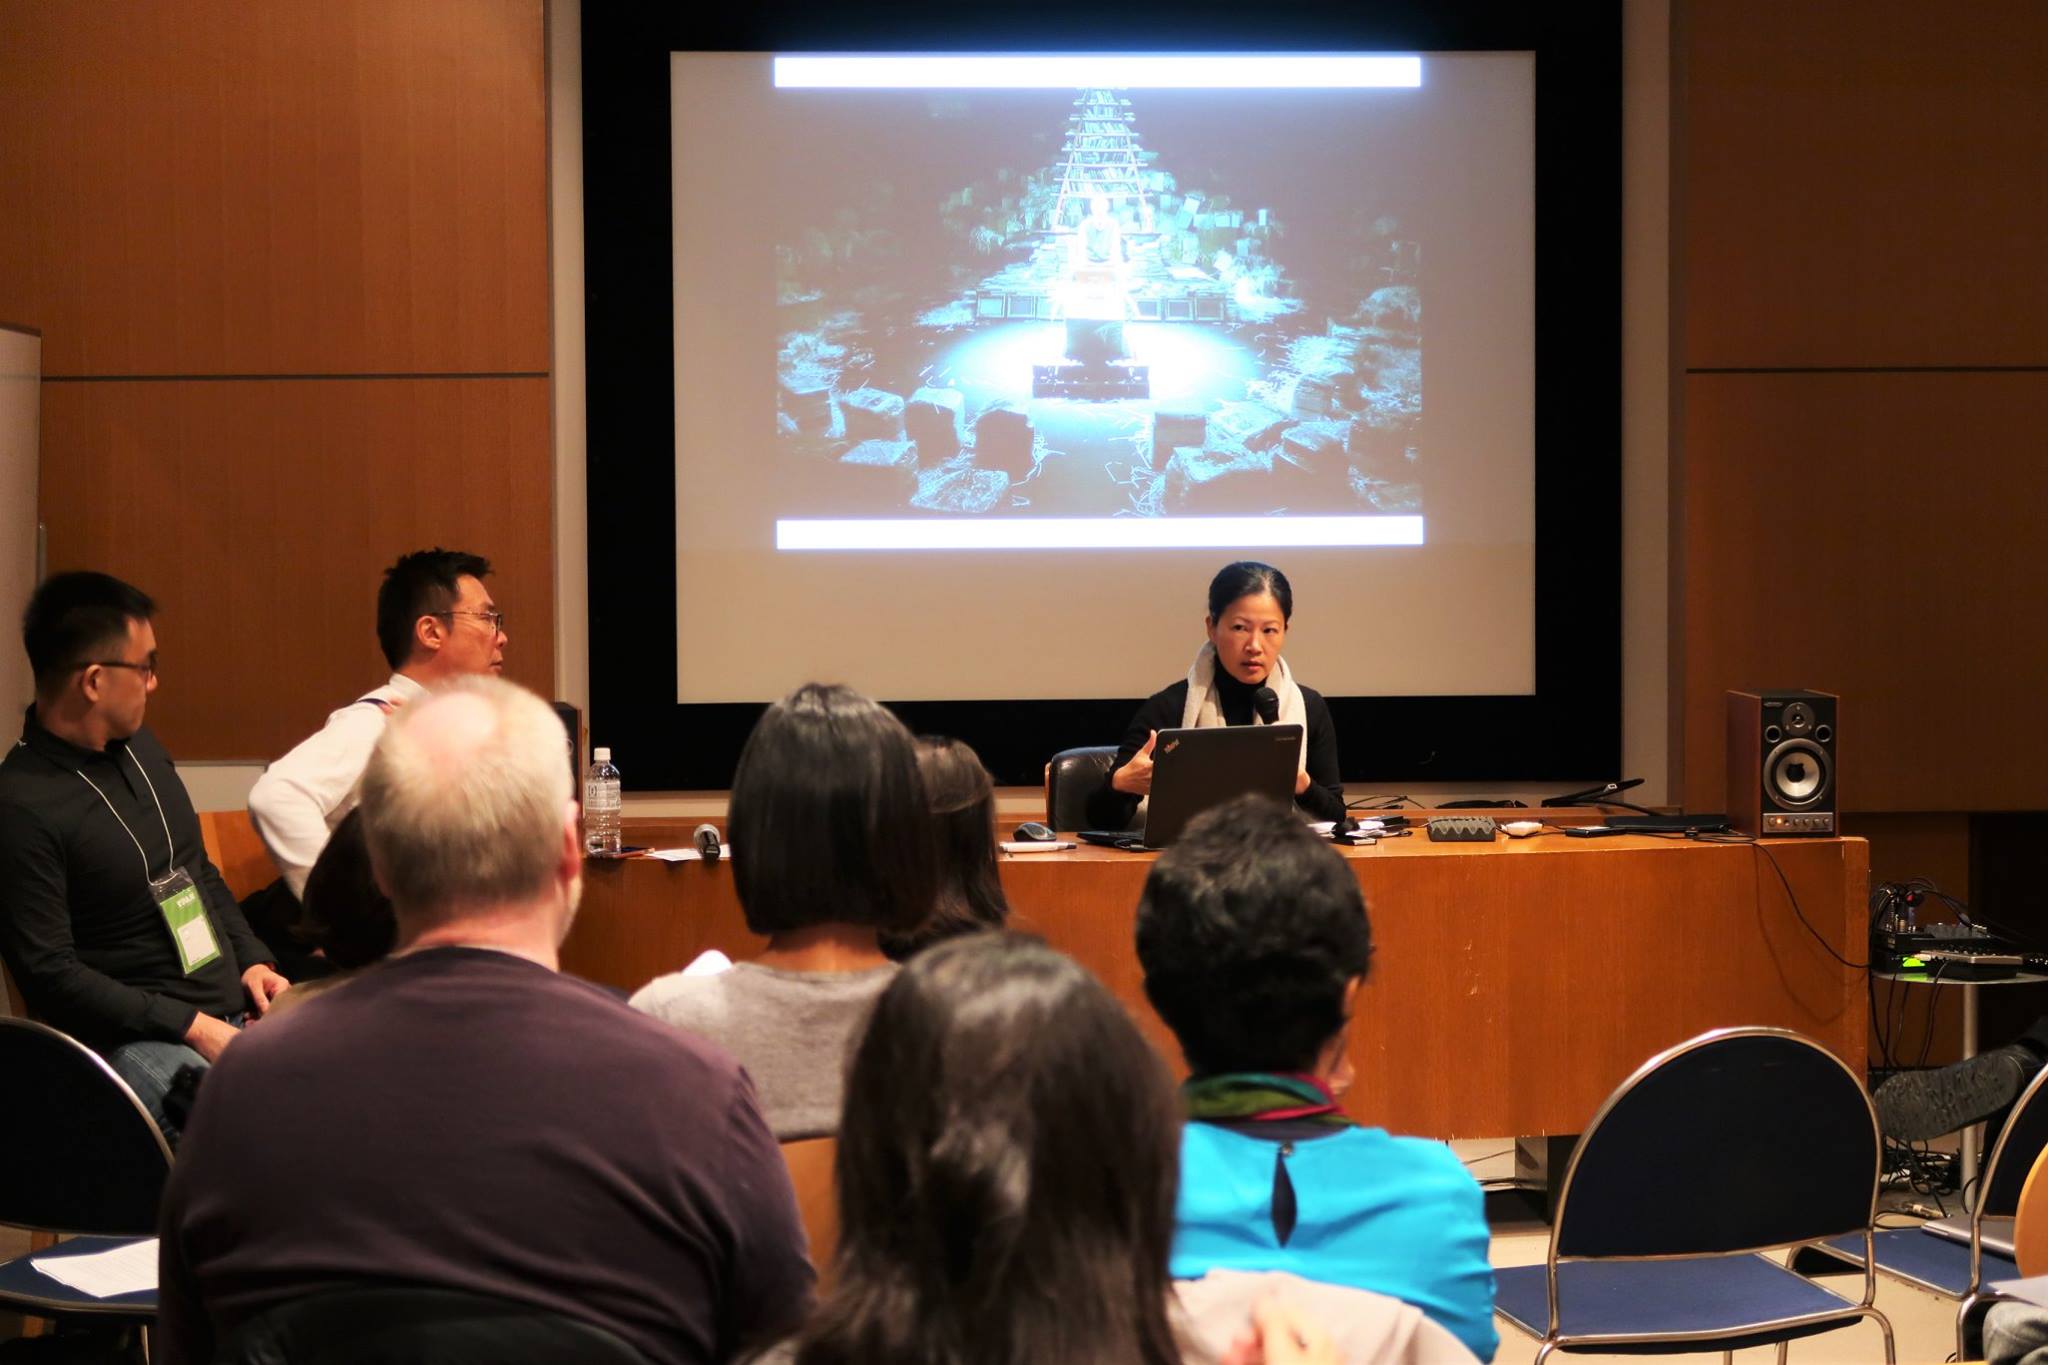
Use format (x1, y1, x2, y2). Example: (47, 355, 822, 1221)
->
(1136, 794, 1373, 1078)
(295, 808, 397, 970)
(881, 736, 1009, 960)
(358, 676, 578, 947)
(375, 548, 503, 678)
(795, 933, 1186, 1365)
(23, 572, 158, 738)
(729, 683, 936, 941)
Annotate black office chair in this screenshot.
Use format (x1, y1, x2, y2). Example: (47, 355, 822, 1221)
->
(0, 1016, 172, 1334)
(1494, 1027, 1894, 1362)
(212, 1285, 652, 1364)
(1043, 745, 1119, 831)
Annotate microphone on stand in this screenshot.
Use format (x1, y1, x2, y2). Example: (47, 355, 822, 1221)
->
(693, 824, 723, 862)
(1253, 686, 1280, 725)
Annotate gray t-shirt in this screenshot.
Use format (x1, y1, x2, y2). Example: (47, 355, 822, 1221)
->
(631, 961, 898, 1140)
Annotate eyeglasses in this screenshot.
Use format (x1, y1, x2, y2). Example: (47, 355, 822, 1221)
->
(88, 658, 158, 682)
(436, 610, 506, 635)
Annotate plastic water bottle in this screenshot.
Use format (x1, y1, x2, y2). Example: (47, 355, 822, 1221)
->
(584, 747, 622, 855)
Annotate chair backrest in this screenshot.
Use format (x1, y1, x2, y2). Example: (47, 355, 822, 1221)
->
(1044, 745, 1118, 830)
(1554, 1027, 1877, 1259)
(1980, 1062, 2048, 1218)
(781, 1136, 840, 1290)
(2013, 1144, 2048, 1277)
(199, 807, 281, 902)
(0, 1017, 172, 1235)
(212, 1285, 651, 1364)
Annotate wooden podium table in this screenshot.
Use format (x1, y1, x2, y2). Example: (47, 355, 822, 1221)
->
(563, 822, 1868, 1141)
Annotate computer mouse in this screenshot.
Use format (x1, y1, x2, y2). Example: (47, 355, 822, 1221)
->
(1014, 821, 1057, 842)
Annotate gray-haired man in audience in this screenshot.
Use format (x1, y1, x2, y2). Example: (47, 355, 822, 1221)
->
(158, 677, 813, 1364)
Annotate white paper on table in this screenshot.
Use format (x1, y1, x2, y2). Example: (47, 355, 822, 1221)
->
(646, 845, 731, 863)
(1991, 1274, 2048, 1309)
(999, 840, 1077, 853)
(30, 1238, 158, 1298)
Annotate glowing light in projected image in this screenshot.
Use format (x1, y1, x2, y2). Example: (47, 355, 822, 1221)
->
(773, 55, 1424, 89)
(933, 322, 1258, 408)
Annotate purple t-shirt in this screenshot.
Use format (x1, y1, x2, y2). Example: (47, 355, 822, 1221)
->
(158, 946, 814, 1364)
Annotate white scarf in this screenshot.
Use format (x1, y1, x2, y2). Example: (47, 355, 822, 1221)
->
(1181, 642, 1309, 769)
(1135, 643, 1307, 824)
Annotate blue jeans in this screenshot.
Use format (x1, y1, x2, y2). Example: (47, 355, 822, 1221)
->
(103, 1012, 244, 1147)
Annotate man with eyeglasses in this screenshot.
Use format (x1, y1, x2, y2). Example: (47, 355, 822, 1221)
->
(0, 571, 287, 1142)
(248, 548, 506, 911)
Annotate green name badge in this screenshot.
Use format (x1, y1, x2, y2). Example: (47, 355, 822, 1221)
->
(153, 868, 220, 975)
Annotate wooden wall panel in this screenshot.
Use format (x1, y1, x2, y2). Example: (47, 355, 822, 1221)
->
(38, 378, 555, 759)
(0, 1, 548, 377)
(1680, 371, 2048, 813)
(1683, 1, 2048, 369)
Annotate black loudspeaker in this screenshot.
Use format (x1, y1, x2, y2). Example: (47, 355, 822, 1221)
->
(1726, 690, 1837, 836)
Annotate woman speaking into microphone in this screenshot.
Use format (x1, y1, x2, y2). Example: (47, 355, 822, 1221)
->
(1088, 561, 1346, 830)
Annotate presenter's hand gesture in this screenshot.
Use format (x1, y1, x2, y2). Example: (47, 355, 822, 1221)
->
(1111, 730, 1158, 796)
(1294, 767, 1311, 796)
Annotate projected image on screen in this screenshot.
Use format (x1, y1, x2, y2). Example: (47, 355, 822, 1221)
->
(762, 59, 1434, 550)
(672, 54, 1533, 703)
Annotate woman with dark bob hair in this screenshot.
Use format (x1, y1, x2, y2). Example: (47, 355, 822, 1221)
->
(764, 934, 1470, 1365)
(632, 682, 937, 1139)
(1089, 561, 1345, 831)
(880, 736, 1010, 960)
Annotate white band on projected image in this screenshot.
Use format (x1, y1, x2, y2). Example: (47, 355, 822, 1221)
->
(773, 55, 1424, 90)
(776, 516, 1424, 551)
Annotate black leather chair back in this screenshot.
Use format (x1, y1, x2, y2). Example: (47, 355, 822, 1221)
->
(214, 1286, 651, 1364)
(0, 1017, 172, 1235)
(1044, 746, 1118, 830)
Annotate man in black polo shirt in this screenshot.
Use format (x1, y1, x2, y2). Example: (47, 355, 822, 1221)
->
(0, 572, 286, 1140)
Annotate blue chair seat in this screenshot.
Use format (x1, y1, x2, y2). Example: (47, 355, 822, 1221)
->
(1809, 1228, 2018, 1298)
(1497, 1255, 1870, 1355)
(0, 1235, 158, 1321)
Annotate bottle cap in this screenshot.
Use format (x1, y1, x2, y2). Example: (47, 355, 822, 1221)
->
(593, 746, 611, 763)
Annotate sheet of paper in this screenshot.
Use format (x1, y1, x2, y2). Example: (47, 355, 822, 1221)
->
(999, 840, 1077, 853)
(31, 1238, 157, 1298)
(646, 845, 730, 862)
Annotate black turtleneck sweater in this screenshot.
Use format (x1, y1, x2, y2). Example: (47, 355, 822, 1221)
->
(1086, 669, 1346, 829)
(0, 707, 272, 1049)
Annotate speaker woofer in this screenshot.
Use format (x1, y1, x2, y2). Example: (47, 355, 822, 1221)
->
(1765, 738, 1831, 807)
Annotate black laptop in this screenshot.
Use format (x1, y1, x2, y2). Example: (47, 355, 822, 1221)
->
(1080, 723, 1304, 849)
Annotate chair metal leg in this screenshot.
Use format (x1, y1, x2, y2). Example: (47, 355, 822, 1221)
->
(1870, 1305, 1897, 1364)
(1774, 1341, 1788, 1365)
(1534, 1341, 1559, 1365)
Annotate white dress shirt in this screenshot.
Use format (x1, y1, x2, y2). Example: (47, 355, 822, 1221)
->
(247, 673, 427, 897)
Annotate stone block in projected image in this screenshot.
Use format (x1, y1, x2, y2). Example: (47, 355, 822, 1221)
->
(911, 464, 1010, 514)
(1151, 411, 1207, 467)
(1273, 422, 1355, 508)
(1207, 400, 1291, 452)
(831, 440, 918, 510)
(1291, 375, 1348, 418)
(840, 387, 906, 442)
(1162, 440, 1274, 515)
(906, 387, 966, 461)
(972, 404, 1035, 478)
(780, 381, 840, 437)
